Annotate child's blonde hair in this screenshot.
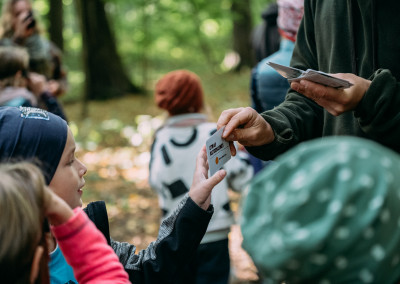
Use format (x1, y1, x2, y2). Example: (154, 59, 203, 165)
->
(0, 162, 50, 284)
(0, 0, 42, 38)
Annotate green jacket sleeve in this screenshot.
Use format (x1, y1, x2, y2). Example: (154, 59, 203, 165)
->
(247, 0, 400, 159)
(246, 0, 324, 161)
(355, 69, 400, 153)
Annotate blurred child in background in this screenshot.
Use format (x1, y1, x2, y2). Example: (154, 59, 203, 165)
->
(0, 46, 67, 120)
(0, 0, 68, 97)
(251, 0, 304, 114)
(149, 70, 254, 284)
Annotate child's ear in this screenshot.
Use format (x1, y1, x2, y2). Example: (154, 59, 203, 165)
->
(14, 70, 27, 87)
(30, 246, 44, 284)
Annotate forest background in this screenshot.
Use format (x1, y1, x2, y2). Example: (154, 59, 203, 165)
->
(2, 0, 276, 282)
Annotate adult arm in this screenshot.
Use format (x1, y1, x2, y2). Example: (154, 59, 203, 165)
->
(286, 0, 400, 153)
(221, 0, 400, 159)
(245, 0, 324, 160)
(217, 1, 323, 161)
(353, 69, 400, 153)
(216, 100, 323, 161)
(294, 71, 400, 155)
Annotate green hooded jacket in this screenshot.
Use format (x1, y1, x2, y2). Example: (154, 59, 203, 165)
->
(247, 0, 400, 160)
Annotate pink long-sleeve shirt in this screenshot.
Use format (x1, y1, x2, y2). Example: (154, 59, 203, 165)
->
(51, 208, 130, 284)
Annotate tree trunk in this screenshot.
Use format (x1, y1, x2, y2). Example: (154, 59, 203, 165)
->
(48, 0, 64, 50)
(140, 0, 150, 92)
(231, 0, 254, 71)
(75, 0, 141, 101)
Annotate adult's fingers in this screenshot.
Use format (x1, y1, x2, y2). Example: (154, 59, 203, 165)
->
(291, 80, 342, 102)
(313, 97, 345, 116)
(291, 74, 369, 115)
(217, 108, 244, 131)
(221, 107, 256, 139)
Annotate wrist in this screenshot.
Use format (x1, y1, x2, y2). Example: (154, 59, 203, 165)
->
(261, 121, 275, 145)
(189, 192, 210, 211)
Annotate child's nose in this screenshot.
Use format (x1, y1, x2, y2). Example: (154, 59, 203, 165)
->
(80, 165, 87, 176)
(77, 159, 87, 176)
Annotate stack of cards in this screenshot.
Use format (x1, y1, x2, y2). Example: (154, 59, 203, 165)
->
(267, 61, 353, 89)
(206, 126, 231, 176)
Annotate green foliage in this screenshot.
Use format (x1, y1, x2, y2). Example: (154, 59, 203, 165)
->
(107, 0, 234, 77)
(28, 0, 272, 101)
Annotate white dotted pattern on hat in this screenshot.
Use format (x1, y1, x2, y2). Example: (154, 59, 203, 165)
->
(339, 168, 352, 181)
(262, 147, 397, 282)
(359, 269, 373, 283)
(335, 227, 350, 240)
(371, 244, 385, 261)
(291, 170, 307, 191)
(328, 200, 342, 214)
(335, 256, 348, 269)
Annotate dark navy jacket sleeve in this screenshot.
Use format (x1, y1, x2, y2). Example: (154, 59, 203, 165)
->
(87, 196, 213, 284)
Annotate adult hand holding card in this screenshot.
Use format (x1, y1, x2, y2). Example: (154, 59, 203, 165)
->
(206, 126, 231, 176)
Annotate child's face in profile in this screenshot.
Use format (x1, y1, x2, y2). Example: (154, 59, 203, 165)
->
(49, 127, 87, 208)
(12, 0, 31, 26)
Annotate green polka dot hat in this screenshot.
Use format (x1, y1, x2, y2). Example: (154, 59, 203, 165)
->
(241, 137, 400, 283)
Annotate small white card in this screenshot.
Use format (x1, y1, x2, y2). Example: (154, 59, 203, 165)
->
(206, 126, 231, 176)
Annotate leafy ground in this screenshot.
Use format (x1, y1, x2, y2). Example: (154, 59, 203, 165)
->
(63, 69, 261, 283)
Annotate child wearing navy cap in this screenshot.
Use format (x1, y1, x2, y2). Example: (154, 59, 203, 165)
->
(0, 106, 226, 284)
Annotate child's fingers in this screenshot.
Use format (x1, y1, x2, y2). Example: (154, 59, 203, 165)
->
(197, 145, 207, 162)
(189, 168, 226, 210)
(45, 189, 74, 226)
(196, 145, 209, 176)
(206, 169, 226, 189)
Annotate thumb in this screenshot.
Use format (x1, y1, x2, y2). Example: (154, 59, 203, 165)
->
(192, 169, 227, 210)
(207, 169, 227, 189)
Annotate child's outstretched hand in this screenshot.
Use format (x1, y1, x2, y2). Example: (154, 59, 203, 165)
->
(44, 187, 74, 226)
(189, 146, 227, 210)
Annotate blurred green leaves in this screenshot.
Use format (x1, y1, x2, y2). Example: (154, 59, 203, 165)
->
(22, 0, 273, 101)
(72, 113, 163, 150)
